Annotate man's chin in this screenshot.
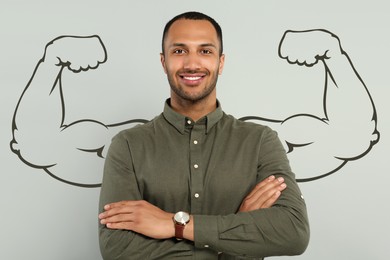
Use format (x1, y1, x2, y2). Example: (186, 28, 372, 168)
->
(170, 83, 216, 103)
(181, 95, 206, 103)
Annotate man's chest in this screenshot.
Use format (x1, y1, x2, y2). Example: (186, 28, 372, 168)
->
(132, 134, 260, 214)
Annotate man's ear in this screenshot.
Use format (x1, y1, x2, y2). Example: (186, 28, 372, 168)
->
(218, 54, 225, 75)
(160, 53, 167, 74)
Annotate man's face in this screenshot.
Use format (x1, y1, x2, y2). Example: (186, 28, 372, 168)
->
(161, 19, 225, 103)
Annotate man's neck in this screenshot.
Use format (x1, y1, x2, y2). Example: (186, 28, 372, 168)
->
(170, 96, 217, 122)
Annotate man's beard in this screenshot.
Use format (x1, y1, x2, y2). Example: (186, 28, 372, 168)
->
(167, 72, 219, 103)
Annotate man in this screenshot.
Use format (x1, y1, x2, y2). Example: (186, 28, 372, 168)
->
(99, 11, 309, 259)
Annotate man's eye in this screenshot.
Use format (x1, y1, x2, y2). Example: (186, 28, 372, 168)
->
(201, 49, 212, 54)
(173, 49, 185, 54)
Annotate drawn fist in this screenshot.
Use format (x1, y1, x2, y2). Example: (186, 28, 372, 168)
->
(43, 35, 107, 72)
(278, 29, 343, 67)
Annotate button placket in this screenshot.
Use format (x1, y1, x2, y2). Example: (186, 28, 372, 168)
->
(189, 124, 204, 213)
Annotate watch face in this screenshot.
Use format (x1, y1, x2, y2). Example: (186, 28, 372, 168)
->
(174, 211, 190, 224)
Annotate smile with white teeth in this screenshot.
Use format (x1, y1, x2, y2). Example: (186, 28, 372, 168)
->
(183, 76, 202, 81)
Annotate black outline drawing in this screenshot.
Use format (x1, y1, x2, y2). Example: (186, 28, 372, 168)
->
(10, 30, 379, 187)
(241, 29, 379, 182)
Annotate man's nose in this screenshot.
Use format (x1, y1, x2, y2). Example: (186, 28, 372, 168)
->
(183, 52, 201, 70)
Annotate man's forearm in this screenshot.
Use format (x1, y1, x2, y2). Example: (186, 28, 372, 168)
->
(192, 202, 309, 258)
(99, 226, 194, 259)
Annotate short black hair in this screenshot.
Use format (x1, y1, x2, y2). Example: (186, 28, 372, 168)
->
(161, 11, 223, 56)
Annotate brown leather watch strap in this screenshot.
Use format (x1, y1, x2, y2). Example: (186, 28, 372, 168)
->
(175, 223, 185, 239)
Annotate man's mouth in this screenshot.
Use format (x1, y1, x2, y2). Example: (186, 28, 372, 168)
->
(179, 73, 206, 85)
(183, 76, 202, 81)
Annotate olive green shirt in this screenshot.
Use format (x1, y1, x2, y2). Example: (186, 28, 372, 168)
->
(99, 100, 309, 259)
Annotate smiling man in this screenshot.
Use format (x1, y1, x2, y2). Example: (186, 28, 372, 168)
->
(98, 11, 309, 259)
(161, 18, 224, 116)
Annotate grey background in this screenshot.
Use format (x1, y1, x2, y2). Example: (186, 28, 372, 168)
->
(1, 0, 389, 259)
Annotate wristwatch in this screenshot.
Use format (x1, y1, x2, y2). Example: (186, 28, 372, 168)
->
(173, 211, 190, 239)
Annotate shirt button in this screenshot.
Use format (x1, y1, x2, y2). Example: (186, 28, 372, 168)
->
(187, 120, 192, 125)
(194, 193, 200, 198)
(193, 140, 198, 144)
(194, 164, 199, 169)
(204, 244, 209, 248)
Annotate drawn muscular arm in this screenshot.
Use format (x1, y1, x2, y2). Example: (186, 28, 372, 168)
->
(242, 30, 379, 181)
(10, 36, 148, 186)
(279, 30, 378, 159)
(317, 32, 379, 156)
(10, 36, 108, 167)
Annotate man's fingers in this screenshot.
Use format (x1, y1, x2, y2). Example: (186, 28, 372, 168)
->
(99, 200, 154, 224)
(252, 179, 286, 205)
(246, 176, 285, 201)
(245, 175, 276, 199)
(239, 176, 287, 212)
(106, 221, 131, 230)
(258, 190, 282, 209)
(104, 200, 135, 209)
(100, 201, 139, 219)
(103, 200, 146, 213)
(100, 213, 133, 225)
(99, 208, 129, 221)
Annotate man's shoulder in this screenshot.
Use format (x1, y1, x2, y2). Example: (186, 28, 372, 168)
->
(114, 114, 163, 139)
(222, 113, 272, 133)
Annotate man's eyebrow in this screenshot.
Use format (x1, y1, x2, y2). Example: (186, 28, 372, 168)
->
(199, 43, 218, 49)
(169, 43, 186, 48)
(169, 43, 217, 48)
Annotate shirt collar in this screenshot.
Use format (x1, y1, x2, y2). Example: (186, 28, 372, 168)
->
(163, 99, 223, 134)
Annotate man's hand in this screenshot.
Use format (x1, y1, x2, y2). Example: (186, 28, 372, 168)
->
(99, 200, 175, 239)
(238, 175, 287, 212)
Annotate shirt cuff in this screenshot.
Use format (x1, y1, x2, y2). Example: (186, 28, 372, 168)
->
(193, 214, 219, 249)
